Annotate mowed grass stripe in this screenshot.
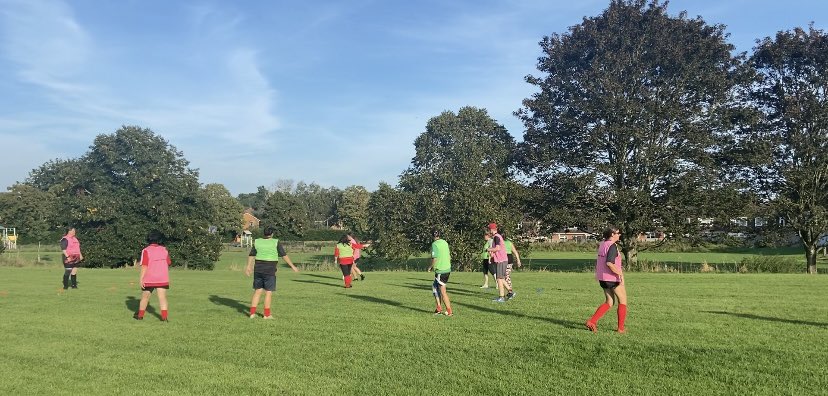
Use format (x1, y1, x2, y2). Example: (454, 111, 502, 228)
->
(0, 267, 826, 395)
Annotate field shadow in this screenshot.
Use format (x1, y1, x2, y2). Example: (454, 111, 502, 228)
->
(208, 295, 249, 316)
(304, 273, 340, 280)
(343, 294, 431, 314)
(394, 283, 481, 297)
(703, 310, 828, 328)
(453, 301, 582, 330)
(293, 279, 342, 288)
(125, 296, 160, 319)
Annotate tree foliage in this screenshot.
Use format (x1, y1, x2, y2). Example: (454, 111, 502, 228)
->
(260, 191, 309, 238)
(203, 183, 244, 241)
(0, 184, 58, 243)
(25, 126, 221, 269)
(338, 185, 370, 235)
(399, 106, 522, 270)
(736, 25, 828, 273)
(366, 182, 416, 262)
(517, 0, 739, 261)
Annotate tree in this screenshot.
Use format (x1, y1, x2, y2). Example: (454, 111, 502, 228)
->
(400, 106, 522, 270)
(260, 191, 308, 238)
(294, 181, 340, 227)
(26, 126, 221, 269)
(516, 0, 739, 262)
(203, 183, 244, 241)
(0, 184, 58, 244)
(337, 185, 370, 235)
(737, 25, 828, 274)
(237, 185, 270, 216)
(366, 182, 416, 262)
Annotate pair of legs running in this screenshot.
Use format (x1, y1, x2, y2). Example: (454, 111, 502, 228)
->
(134, 288, 168, 321)
(586, 283, 627, 333)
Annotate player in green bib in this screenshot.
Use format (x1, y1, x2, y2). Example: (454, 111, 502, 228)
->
(245, 227, 299, 319)
(427, 229, 453, 316)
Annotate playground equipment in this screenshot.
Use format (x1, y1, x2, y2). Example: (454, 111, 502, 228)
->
(241, 230, 253, 248)
(1, 227, 18, 250)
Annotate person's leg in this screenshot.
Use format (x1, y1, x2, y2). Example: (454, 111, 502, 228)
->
(586, 287, 615, 332)
(439, 284, 452, 315)
(495, 262, 507, 300)
(340, 264, 353, 287)
(157, 288, 168, 321)
(70, 267, 78, 288)
(135, 290, 152, 319)
(481, 260, 490, 288)
(352, 262, 363, 281)
(62, 267, 71, 289)
(263, 291, 273, 318)
(614, 284, 628, 332)
(432, 277, 443, 313)
(250, 289, 263, 317)
(505, 264, 513, 294)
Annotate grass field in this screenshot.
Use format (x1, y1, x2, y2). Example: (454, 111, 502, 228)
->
(1, 254, 827, 395)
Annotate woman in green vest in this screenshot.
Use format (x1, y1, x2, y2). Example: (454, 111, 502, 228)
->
(334, 234, 357, 288)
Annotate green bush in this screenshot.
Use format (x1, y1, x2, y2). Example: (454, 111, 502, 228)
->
(738, 255, 802, 273)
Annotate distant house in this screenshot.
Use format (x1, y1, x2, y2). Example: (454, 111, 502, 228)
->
(243, 209, 260, 230)
(550, 228, 594, 242)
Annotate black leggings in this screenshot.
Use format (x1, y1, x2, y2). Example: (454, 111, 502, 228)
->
(339, 264, 353, 276)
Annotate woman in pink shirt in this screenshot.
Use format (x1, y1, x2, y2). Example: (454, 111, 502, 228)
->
(133, 231, 172, 322)
(585, 226, 627, 333)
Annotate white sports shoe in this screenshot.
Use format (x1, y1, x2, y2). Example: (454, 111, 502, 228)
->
(263, 315, 274, 320)
(249, 314, 256, 319)
(480, 285, 489, 288)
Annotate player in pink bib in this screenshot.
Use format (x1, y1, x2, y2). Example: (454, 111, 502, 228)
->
(133, 231, 172, 322)
(585, 226, 627, 333)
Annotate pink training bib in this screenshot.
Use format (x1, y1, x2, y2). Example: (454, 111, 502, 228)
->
(595, 240, 621, 282)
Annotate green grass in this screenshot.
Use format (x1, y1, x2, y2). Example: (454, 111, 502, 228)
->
(0, 260, 827, 395)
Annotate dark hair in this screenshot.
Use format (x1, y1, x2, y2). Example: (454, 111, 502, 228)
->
(498, 228, 506, 238)
(66, 226, 75, 233)
(339, 234, 351, 244)
(432, 229, 441, 238)
(146, 230, 163, 245)
(263, 227, 274, 237)
(602, 226, 620, 240)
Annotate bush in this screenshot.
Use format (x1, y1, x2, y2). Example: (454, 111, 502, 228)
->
(738, 255, 802, 273)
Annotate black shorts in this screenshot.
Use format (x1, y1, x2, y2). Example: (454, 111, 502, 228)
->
(142, 285, 169, 292)
(481, 259, 493, 274)
(599, 281, 621, 290)
(507, 254, 514, 264)
(63, 264, 78, 270)
(434, 272, 450, 286)
(253, 272, 276, 291)
(339, 264, 353, 276)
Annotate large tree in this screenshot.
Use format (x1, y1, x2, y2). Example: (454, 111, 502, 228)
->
(516, 0, 739, 261)
(337, 185, 371, 235)
(366, 182, 416, 262)
(260, 191, 308, 238)
(237, 185, 270, 215)
(203, 183, 244, 241)
(738, 26, 828, 274)
(26, 126, 221, 269)
(0, 184, 58, 244)
(400, 106, 521, 270)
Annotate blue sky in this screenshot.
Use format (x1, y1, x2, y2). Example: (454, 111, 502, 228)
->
(0, 0, 824, 195)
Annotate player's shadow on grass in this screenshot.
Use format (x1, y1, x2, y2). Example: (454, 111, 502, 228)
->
(209, 295, 249, 316)
(125, 296, 160, 319)
(453, 301, 582, 330)
(304, 273, 341, 280)
(395, 283, 484, 297)
(703, 310, 828, 328)
(293, 279, 342, 288)
(343, 294, 431, 314)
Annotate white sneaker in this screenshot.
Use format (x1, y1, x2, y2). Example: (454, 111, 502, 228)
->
(249, 314, 256, 319)
(263, 315, 274, 320)
(480, 285, 489, 289)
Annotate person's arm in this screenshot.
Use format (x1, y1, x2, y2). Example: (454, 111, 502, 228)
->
(511, 244, 522, 267)
(78, 243, 83, 261)
(487, 237, 500, 254)
(427, 257, 435, 272)
(139, 249, 148, 288)
(60, 238, 69, 262)
(334, 246, 340, 261)
(245, 246, 256, 277)
(281, 255, 299, 272)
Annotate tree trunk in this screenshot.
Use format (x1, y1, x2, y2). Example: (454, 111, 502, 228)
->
(623, 246, 638, 264)
(805, 245, 818, 274)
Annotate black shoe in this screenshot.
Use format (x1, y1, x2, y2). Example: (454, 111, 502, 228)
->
(360, 274, 365, 281)
(71, 285, 78, 289)
(161, 318, 168, 323)
(133, 313, 143, 320)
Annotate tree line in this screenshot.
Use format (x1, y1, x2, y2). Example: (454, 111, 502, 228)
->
(1, 0, 825, 273)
